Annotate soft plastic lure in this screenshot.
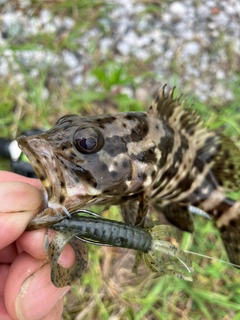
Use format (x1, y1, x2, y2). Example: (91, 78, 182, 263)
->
(47, 229, 88, 287)
(49, 211, 193, 287)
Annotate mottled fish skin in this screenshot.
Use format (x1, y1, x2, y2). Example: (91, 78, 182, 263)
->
(17, 110, 169, 227)
(17, 86, 240, 266)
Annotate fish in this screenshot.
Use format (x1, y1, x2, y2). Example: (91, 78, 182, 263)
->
(17, 85, 240, 270)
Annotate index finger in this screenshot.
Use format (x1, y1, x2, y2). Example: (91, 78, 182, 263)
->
(0, 181, 46, 249)
(0, 171, 42, 189)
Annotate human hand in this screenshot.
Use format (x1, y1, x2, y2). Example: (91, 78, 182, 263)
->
(0, 171, 74, 320)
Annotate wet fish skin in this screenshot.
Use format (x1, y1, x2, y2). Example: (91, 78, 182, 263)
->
(17, 86, 240, 266)
(17, 108, 173, 227)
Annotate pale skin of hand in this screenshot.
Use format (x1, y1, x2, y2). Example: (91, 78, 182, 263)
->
(0, 171, 76, 320)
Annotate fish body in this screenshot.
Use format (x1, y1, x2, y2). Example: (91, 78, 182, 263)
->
(17, 86, 240, 266)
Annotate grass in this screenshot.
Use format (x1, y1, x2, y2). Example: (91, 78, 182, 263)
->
(1, 1, 240, 319)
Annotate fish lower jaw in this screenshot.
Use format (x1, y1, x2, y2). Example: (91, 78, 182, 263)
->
(27, 206, 67, 230)
(47, 201, 74, 218)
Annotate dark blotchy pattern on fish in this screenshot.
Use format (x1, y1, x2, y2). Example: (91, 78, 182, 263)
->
(17, 86, 240, 267)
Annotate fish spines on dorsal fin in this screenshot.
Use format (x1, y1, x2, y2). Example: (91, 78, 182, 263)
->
(149, 85, 186, 122)
(161, 83, 168, 97)
(165, 86, 176, 106)
(148, 84, 173, 117)
(149, 85, 219, 156)
(150, 86, 202, 134)
(179, 108, 199, 133)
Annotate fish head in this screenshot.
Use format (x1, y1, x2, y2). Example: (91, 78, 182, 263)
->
(17, 112, 154, 227)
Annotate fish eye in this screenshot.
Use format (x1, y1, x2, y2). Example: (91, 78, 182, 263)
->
(74, 127, 104, 154)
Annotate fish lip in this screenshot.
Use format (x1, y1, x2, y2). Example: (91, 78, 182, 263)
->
(17, 135, 100, 219)
(17, 135, 90, 207)
(17, 135, 56, 200)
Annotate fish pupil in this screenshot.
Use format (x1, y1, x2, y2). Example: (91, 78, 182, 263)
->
(79, 137, 97, 152)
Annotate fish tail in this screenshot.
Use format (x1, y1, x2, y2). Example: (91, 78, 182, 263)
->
(198, 189, 240, 266)
(216, 201, 240, 267)
(132, 223, 193, 281)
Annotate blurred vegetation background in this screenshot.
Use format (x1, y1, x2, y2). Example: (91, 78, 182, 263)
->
(0, 1, 240, 319)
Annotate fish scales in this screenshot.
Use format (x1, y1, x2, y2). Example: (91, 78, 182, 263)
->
(17, 86, 240, 266)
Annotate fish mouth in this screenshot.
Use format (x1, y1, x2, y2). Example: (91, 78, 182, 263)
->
(17, 135, 60, 201)
(17, 134, 95, 229)
(17, 135, 94, 215)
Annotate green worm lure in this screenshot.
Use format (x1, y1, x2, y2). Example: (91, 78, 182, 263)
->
(49, 210, 193, 287)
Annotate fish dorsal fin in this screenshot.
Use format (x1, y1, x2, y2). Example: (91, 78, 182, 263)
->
(148, 85, 203, 135)
(148, 85, 217, 152)
(148, 85, 182, 121)
(148, 86, 240, 192)
(211, 135, 240, 192)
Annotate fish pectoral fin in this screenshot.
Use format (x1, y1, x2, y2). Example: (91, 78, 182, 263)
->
(212, 134, 240, 192)
(135, 193, 149, 226)
(154, 203, 194, 233)
(120, 200, 139, 225)
(219, 217, 240, 267)
(121, 194, 149, 227)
